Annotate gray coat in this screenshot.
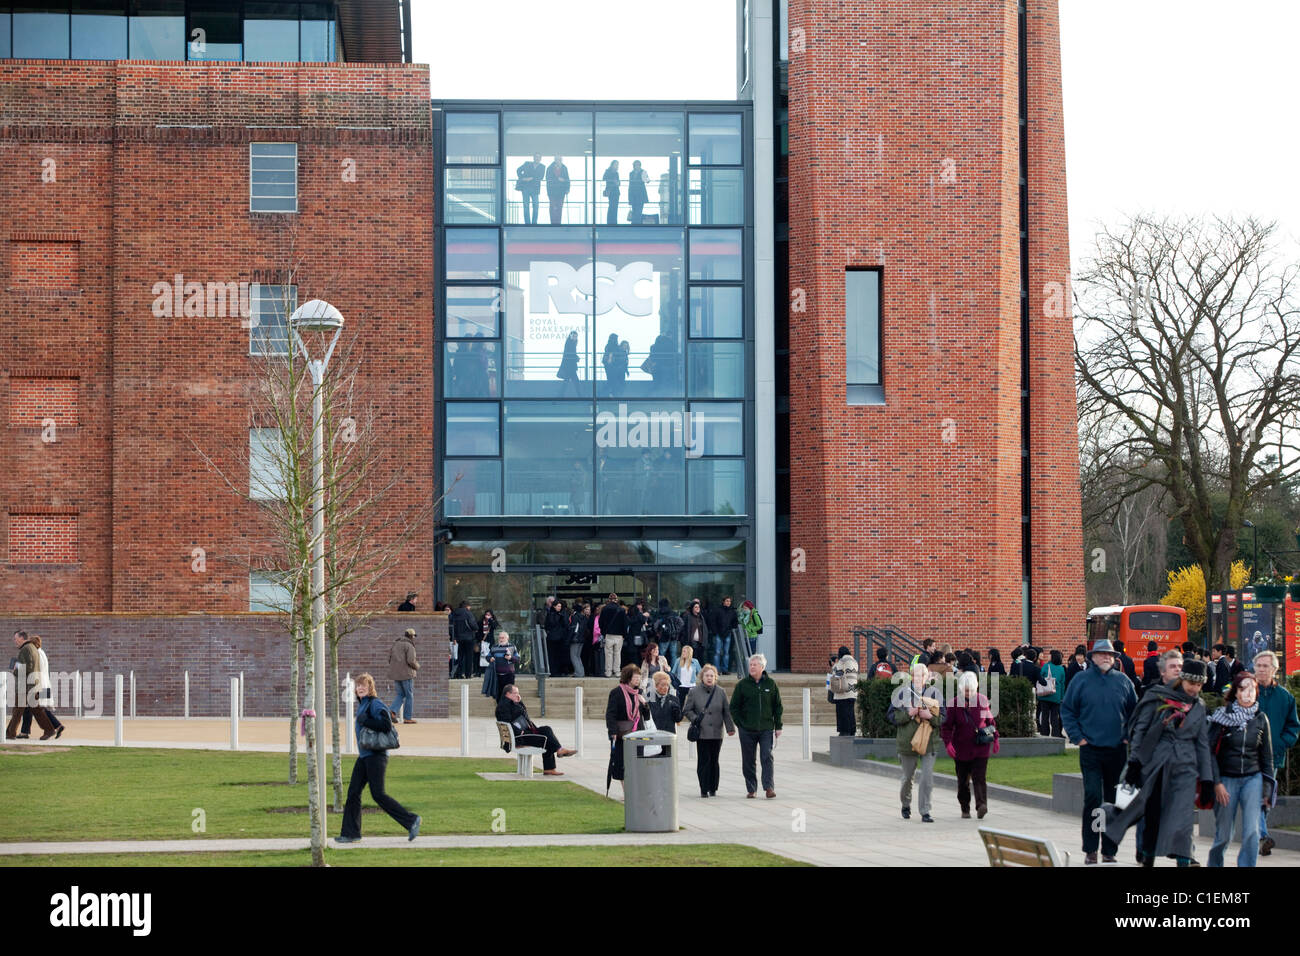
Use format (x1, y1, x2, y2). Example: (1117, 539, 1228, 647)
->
(682, 682, 735, 740)
(1104, 684, 1213, 859)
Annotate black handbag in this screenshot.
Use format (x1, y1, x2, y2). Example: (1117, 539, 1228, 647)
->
(687, 686, 716, 743)
(357, 703, 400, 752)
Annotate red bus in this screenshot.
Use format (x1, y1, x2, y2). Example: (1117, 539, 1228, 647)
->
(1087, 605, 1188, 656)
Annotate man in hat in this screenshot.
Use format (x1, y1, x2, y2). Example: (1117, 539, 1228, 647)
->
(388, 627, 420, 724)
(1061, 638, 1138, 864)
(1103, 658, 1214, 867)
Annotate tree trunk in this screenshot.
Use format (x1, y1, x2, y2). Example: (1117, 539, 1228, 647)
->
(288, 634, 300, 784)
(304, 629, 324, 867)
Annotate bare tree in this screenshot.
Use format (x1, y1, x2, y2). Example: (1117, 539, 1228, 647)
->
(1075, 215, 1300, 595)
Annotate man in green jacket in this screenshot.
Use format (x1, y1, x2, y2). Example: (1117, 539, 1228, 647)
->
(1253, 651, 1299, 856)
(730, 653, 783, 798)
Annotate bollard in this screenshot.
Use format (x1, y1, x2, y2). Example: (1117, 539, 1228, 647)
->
(74, 671, 83, 718)
(460, 684, 469, 757)
(240, 672, 245, 721)
(1, 672, 8, 740)
(802, 687, 811, 761)
(184, 671, 189, 719)
(114, 675, 124, 746)
(574, 686, 584, 758)
(230, 677, 240, 751)
(130, 671, 136, 718)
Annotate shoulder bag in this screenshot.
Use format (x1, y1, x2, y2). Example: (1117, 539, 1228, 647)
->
(687, 686, 717, 742)
(356, 702, 400, 752)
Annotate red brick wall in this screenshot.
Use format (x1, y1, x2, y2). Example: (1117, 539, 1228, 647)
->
(6, 513, 79, 564)
(8, 376, 79, 427)
(0, 62, 435, 617)
(0, 613, 449, 717)
(784, 0, 1079, 670)
(7, 235, 81, 289)
(1025, 2, 1085, 649)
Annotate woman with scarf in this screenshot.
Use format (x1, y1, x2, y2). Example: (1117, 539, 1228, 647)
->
(1103, 658, 1216, 867)
(605, 664, 651, 795)
(1207, 671, 1274, 867)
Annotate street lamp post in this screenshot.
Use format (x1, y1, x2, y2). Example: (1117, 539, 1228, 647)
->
(1244, 519, 1259, 580)
(290, 299, 344, 842)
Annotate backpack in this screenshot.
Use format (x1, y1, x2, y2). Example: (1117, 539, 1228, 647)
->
(873, 660, 894, 679)
(830, 662, 858, 695)
(656, 614, 684, 644)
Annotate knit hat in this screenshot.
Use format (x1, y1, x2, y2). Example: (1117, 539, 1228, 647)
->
(1179, 659, 1209, 684)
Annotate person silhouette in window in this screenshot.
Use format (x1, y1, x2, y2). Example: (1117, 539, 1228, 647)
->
(515, 153, 545, 224)
(557, 329, 581, 397)
(602, 333, 628, 396)
(603, 160, 621, 225)
(546, 156, 570, 224)
(629, 160, 649, 223)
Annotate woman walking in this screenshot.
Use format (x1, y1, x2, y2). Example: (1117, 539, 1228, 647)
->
(557, 329, 581, 397)
(673, 644, 700, 707)
(602, 159, 621, 225)
(830, 645, 860, 736)
(647, 671, 683, 734)
(1207, 672, 1273, 867)
(941, 670, 998, 819)
(476, 609, 499, 677)
(683, 664, 736, 797)
(605, 664, 651, 795)
(1036, 649, 1066, 738)
(336, 673, 420, 844)
(20, 635, 65, 739)
(487, 631, 518, 701)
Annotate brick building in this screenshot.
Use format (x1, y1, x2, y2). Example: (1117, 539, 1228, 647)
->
(2, 0, 1082, 704)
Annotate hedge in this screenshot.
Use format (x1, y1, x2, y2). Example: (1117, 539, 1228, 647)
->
(855, 673, 1036, 740)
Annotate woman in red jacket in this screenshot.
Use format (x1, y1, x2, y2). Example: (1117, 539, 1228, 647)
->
(941, 669, 998, 819)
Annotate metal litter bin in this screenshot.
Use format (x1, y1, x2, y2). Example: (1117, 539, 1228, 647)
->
(623, 729, 679, 832)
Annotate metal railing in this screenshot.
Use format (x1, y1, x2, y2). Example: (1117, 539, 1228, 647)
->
(854, 624, 927, 672)
(730, 625, 754, 677)
(531, 623, 549, 716)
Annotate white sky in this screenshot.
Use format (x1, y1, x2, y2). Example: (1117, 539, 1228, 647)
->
(412, 0, 1300, 267)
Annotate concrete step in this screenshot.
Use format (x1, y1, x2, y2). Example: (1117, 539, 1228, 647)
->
(449, 675, 844, 722)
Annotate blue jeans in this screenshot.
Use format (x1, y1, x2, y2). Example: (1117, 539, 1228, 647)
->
(391, 679, 413, 720)
(1209, 773, 1262, 867)
(713, 634, 730, 673)
(662, 640, 679, 665)
(522, 190, 539, 224)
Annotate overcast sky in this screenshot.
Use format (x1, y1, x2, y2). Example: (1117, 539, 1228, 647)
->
(412, 0, 1300, 267)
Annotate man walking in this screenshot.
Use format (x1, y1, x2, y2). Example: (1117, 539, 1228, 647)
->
(1253, 651, 1299, 856)
(729, 653, 783, 798)
(1061, 638, 1138, 864)
(448, 601, 477, 680)
(387, 628, 419, 724)
(6, 631, 55, 740)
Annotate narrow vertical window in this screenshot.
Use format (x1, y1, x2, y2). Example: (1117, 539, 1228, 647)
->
(846, 267, 883, 404)
(250, 142, 298, 213)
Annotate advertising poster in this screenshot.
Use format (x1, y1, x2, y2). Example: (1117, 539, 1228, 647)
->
(1288, 596, 1300, 676)
(1238, 599, 1274, 671)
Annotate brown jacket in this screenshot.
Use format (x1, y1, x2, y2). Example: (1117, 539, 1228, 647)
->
(388, 635, 419, 681)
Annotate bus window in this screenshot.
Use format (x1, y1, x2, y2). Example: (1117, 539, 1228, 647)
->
(1128, 611, 1182, 631)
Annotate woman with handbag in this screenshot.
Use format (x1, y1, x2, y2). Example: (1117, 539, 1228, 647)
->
(682, 664, 736, 797)
(1207, 671, 1273, 867)
(337, 673, 420, 845)
(1036, 649, 1066, 737)
(830, 645, 860, 736)
(941, 669, 998, 819)
(605, 664, 651, 795)
(888, 661, 943, 822)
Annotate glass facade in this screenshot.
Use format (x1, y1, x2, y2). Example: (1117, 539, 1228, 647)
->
(436, 102, 754, 624)
(0, 0, 339, 60)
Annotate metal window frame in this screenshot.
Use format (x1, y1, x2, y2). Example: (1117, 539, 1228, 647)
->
(845, 265, 884, 405)
(249, 141, 298, 214)
(246, 281, 296, 356)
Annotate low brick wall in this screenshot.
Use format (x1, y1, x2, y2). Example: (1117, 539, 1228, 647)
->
(0, 613, 448, 718)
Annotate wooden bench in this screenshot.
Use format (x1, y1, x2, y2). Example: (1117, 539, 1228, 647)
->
(496, 721, 545, 778)
(978, 827, 1070, 867)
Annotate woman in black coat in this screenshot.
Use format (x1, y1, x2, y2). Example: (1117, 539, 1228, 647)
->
(476, 609, 498, 677)
(1063, 644, 1088, 692)
(557, 329, 581, 396)
(986, 648, 1006, 676)
(605, 664, 651, 795)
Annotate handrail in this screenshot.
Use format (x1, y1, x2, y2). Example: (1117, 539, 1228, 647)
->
(730, 625, 753, 677)
(853, 624, 926, 672)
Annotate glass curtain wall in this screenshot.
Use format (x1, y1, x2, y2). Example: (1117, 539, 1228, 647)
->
(439, 105, 751, 521)
(1, 0, 338, 60)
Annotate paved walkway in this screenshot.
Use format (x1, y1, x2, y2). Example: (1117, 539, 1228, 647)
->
(4, 719, 1296, 867)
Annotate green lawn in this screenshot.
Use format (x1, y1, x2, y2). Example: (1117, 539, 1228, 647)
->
(0, 845, 806, 868)
(867, 753, 1080, 794)
(0, 747, 625, 842)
